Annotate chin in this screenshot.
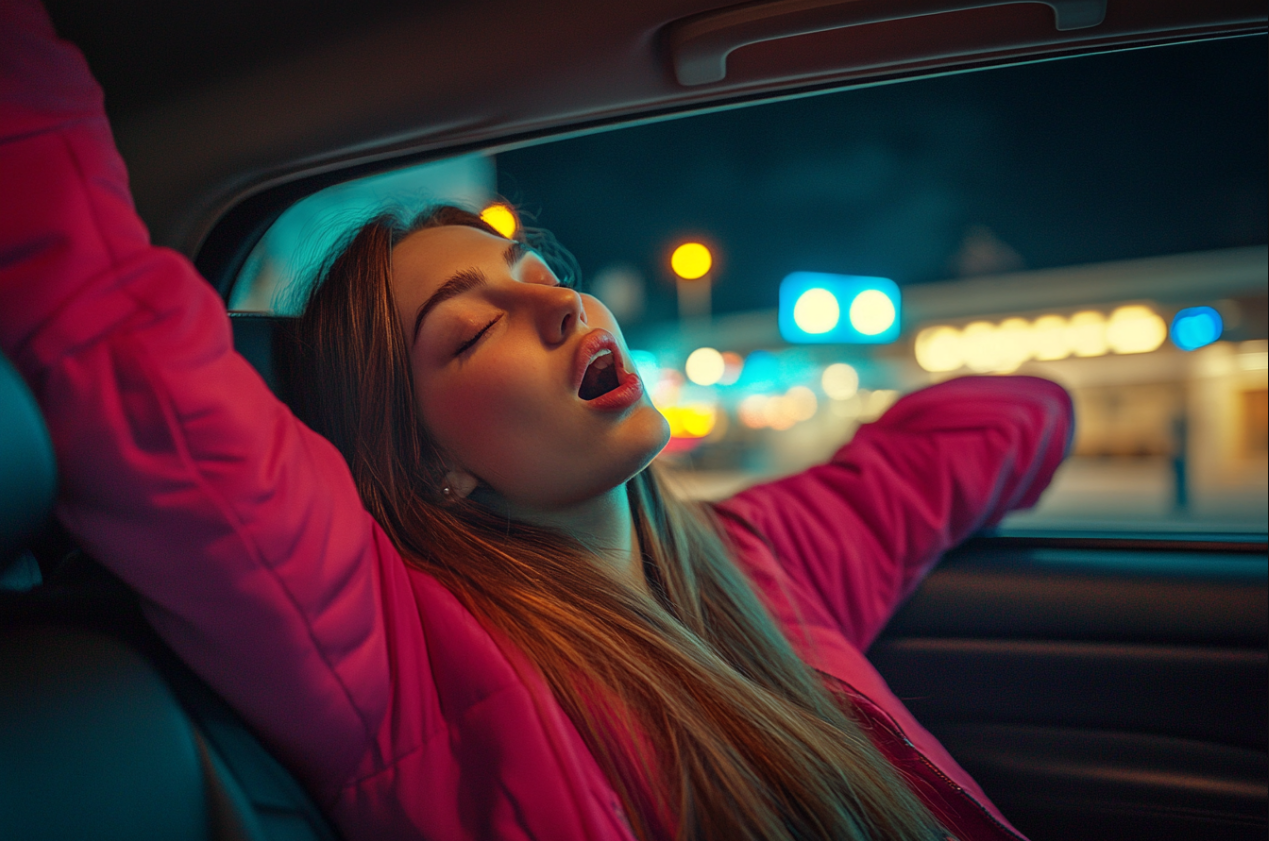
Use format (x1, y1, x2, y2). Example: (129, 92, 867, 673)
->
(630, 403, 673, 466)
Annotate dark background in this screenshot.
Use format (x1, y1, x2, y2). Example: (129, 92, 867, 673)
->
(496, 36, 1267, 325)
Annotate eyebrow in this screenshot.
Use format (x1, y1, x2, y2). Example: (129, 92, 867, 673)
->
(411, 241, 529, 344)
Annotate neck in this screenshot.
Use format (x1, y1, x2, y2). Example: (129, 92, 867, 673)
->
(491, 484, 647, 596)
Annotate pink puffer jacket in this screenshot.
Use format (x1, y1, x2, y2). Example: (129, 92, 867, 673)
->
(1, 4, 1070, 839)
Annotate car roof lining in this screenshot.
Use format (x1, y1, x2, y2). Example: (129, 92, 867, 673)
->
(44, 0, 1267, 278)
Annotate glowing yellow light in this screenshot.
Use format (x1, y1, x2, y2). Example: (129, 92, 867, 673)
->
(821, 363, 860, 400)
(685, 347, 726, 386)
(995, 317, 1033, 373)
(1066, 311, 1108, 357)
(1106, 305, 1166, 354)
(670, 242, 712, 280)
(914, 326, 963, 373)
(738, 395, 769, 429)
(785, 386, 818, 422)
(479, 204, 518, 238)
(1031, 315, 1070, 361)
(718, 352, 744, 385)
(849, 290, 897, 336)
(961, 322, 1003, 373)
(793, 288, 841, 334)
(661, 404, 716, 438)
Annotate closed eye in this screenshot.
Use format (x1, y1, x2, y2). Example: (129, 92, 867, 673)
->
(455, 315, 501, 356)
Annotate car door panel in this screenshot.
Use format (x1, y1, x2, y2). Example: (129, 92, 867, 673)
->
(869, 538, 1268, 840)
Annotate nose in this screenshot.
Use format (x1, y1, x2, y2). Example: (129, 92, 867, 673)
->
(535, 284, 586, 345)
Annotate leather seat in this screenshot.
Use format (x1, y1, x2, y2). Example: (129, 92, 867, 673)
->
(0, 348, 339, 841)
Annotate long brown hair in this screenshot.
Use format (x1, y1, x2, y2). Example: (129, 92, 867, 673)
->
(282, 205, 942, 840)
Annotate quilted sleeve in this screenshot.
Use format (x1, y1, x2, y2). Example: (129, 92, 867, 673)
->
(0, 0, 404, 803)
(716, 376, 1072, 649)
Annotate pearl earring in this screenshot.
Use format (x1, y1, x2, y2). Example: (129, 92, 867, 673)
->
(442, 485, 452, 497)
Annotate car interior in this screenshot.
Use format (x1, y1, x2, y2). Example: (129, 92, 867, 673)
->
(3, 1, 1266, 839)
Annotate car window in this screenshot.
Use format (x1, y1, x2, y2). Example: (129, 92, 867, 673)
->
(230, 36, 1268, 536)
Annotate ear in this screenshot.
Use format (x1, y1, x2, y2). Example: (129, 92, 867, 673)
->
(442, 469, 480, 500)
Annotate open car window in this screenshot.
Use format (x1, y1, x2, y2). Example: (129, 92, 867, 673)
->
(230, 35, 1268, 537)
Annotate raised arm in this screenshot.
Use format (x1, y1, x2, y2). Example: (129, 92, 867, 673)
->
(716, 375, 1073, 649)
(0, 0, 397, 802)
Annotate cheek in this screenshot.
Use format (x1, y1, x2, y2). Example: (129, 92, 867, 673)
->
(417, 352, 558, 469)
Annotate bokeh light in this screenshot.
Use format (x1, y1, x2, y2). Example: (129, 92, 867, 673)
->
(1067, 311, 1108, 357)
(719, 352, 744, 385)
(848, 289, 897, 336)
(779, 272, 900, 344)
(661, 404, 716, 438)
(992, 318, 1031, 373)
(479, 203, 517, 238)
(785, 386, 819, 421)
(738, 394, 769, 429)
(1106, 305, 1167, 354)
(793, 288, 841, 334)
(763, 396, 798, 430)
(628, 350, 659, 384)
(685, 347, 726, 385)
(914, 326, 964, 372)
(1031, 315, 1070, 361)
(914, 305, 1169, 373)
(821, 362, 860, 400)
(670, 242, 712, 280)
(961, 321, 1002, 372)
(1171, 306, 1223, 351)
(738, 349, 780, 387)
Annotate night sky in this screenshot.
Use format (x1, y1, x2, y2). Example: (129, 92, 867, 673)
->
(496, 36, 1267, 326)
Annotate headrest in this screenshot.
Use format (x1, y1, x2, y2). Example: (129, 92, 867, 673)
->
(0, 352, 56, 566)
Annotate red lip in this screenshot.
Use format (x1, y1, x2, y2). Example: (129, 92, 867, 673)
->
(573, 329, 644, 412)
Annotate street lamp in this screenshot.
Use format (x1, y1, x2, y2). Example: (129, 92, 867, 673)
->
(671, 241, 713, 320)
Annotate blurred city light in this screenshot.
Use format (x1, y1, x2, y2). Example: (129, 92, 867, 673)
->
(785, 386, 819, 421)
(479, 203, 518, 238)
(685, 347, 726, 385)
(1031, 314, 1070, 360)
(1067, 311, 1109, 357)
(961, 321, 1004, 372)
(1106, 305, 1168, 354)
(670, 242, 712, 280)
(821, 363, 860, 400)
(738, 350, 780, 388)
(660, 404, 717, 439)
(849, 289, 898, 336)
(914, 326, 964, 372)
(628, 349, 659, 384)
(1171, 306, 1223, 351)
(914, 304, 1171, 373)
(779, 272, 901, 344)
(738, 394, 768, 429)
(995, 318, 1033, 372)
(719, 352, 744, 385)
(793, 288, 840, 334)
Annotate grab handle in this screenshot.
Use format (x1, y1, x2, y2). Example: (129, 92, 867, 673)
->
(669, 0, 1107, 85)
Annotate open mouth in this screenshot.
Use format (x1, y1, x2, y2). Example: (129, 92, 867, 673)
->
(578, 349, 622, 400)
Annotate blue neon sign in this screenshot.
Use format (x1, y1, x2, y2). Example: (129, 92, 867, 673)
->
(778, 272, 901, 344)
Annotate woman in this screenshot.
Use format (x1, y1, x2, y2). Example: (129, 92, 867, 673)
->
(1, 3, 1071, 839)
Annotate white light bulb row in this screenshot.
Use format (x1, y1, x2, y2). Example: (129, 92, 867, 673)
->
(915, 305, 1168, 374)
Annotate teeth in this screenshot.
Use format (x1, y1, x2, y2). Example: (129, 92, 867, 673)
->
(580, 348, 621, 400)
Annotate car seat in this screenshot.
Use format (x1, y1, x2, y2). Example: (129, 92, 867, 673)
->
(0, 344, 340, 841)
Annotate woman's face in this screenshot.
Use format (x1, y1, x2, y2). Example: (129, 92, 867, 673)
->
(391, 224, 670, 510)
